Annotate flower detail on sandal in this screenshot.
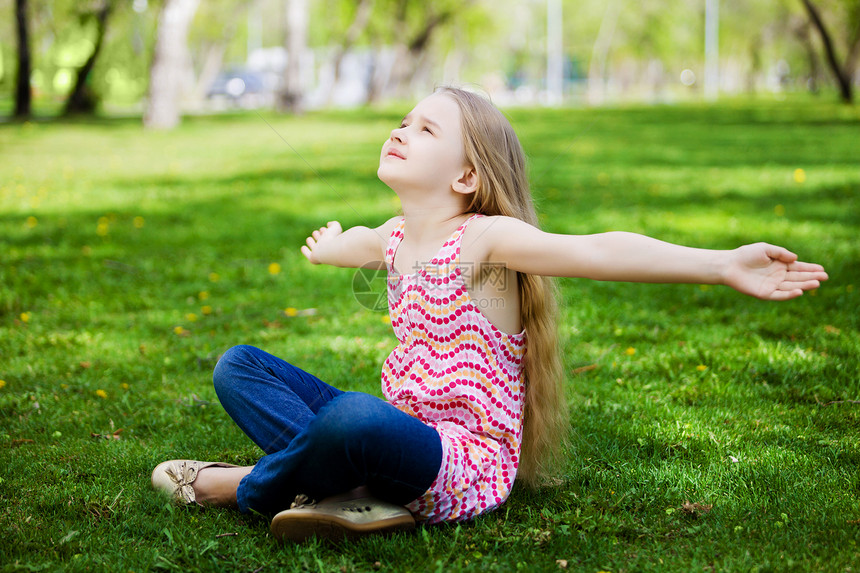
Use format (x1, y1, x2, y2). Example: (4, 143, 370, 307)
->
(290, 494, 316, 509)
(150, 459, 239, 506)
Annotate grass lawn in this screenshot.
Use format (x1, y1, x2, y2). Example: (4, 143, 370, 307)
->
(1, 96, 858, 572)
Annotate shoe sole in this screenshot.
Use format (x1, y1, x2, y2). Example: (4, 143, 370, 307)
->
(270, 511, 415, 543)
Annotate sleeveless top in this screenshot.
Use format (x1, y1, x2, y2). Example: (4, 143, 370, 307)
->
(381, 213, 527, 523)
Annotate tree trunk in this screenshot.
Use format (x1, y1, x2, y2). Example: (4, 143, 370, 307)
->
(587, 0, 619, 105)
(747, 34, 763, 93)
(144, 0, 200, 129)
(325, 0, 374, 105)
(14, 0, 32, 119)
(278, 0, 309, 113)
(800, 0, 852, 103)
(793, 21, 821, 93)
(390, 9, 453, 99)
(64, 1, 113, 116)
(192, 0, 256, 102)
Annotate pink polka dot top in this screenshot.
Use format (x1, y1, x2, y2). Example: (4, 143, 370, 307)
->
(381, 213, 526, 523)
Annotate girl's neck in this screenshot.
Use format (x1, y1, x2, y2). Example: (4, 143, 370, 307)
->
(400, 202, 470, 243)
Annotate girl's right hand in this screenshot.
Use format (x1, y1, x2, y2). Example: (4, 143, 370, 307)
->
(301, 221, 343, 264)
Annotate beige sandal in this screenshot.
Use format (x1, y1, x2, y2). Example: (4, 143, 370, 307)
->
(270, 494, 416, 543)
(151, 459, 239, 506)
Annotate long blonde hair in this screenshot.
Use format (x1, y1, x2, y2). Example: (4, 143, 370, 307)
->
(440, 87, 567, 486)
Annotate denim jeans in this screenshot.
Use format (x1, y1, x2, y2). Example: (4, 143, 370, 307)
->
(212, 345, 443, 516)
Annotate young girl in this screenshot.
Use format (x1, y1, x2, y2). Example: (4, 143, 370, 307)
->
(152, 87, 827, 542)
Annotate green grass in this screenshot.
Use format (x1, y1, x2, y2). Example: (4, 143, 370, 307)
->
(1, 97, 859, 572)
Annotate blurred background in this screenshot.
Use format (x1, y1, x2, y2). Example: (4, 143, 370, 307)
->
(2, 0, 858, 126)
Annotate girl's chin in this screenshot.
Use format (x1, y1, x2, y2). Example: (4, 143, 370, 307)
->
(377, 169, 411, 191)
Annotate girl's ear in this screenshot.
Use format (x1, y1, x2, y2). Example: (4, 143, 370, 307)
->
(452, 166, 479, 196)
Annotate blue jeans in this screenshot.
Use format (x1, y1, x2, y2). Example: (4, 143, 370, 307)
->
(212, 345, 443, 516)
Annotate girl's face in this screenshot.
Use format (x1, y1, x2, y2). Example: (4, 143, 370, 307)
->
(377, 93, 471, 197)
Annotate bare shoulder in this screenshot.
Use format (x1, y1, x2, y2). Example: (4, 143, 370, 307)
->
(351, 215, 402, 247)
(462, 215, 538, 261)
(361, 215, 402, 263)
(374, 215, 403, 239)
(470, 215, 536, 235)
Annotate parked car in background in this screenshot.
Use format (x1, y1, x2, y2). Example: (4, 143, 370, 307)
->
(206, 68, 274, 108)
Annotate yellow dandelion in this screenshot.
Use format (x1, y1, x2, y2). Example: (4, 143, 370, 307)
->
(96, 221, 109, 236)
(173, 326, 186, 336)
(381, 315, 392, 324)
(774, 204, 785, 217)
(26, 216, 38, 228)
(20, 312, 31, 323)
(0, 380, 6, 390)
(268, 262, 282, 275)
(625, 347, 636, 356)
(284, 307, 298, 317)
(696, 365, 708, 372)
(198, 290, 210, 301)
(793, 168, 806, 183)
(201, 305, 213, 315)
(133, 216, 145, 229)
(209, 272, 220, 283)
(185, 313, 198, 322)
(121, 383, 129, 390)
(95, 389, 108, 399)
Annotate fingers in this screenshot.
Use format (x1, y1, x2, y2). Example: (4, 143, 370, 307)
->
(785, 270, 828, 283)
(765, 277, 822, 301)
(787, 261, 828, 278)
(764, 243, 798, 264)
(301, 221, 341, 265)
(768, 289, 804, 302)
(781, 279, 821, 292)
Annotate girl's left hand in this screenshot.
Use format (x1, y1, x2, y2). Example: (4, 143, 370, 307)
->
(723, 243, 828, 301)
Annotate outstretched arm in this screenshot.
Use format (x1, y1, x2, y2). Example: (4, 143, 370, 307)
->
(480, 217, 827, 300)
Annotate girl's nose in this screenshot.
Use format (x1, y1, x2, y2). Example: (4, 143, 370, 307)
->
(390, 127, 405, 143)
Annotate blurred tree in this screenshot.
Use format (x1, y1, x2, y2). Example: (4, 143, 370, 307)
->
(793, 15, 823, 92)
(14, 0, 31, 118)
(365, 0, 477, 101)
(278, 0, 308, 112)
(190, 0, 258, 102)
(144, 0, 200, 128)
(800, 0, 859, 103)
(586, 0, 619, 104)
(4, 0, 853, 114)
(323, 0, 374, 105)
(63, 0, 114, 115)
